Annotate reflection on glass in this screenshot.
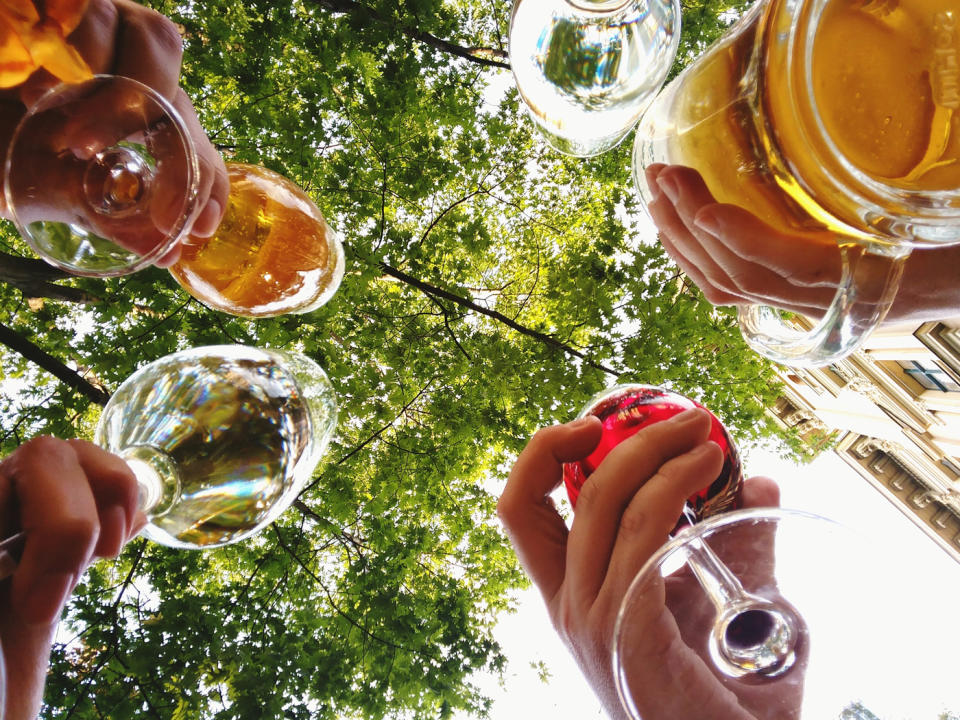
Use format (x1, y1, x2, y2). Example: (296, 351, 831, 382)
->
(563, 384, 742, 529)
(632, 0, 960, 366)
(96, 345, 338, 549)
(5, 80, 345, 318)
(510, 0, 679, 156)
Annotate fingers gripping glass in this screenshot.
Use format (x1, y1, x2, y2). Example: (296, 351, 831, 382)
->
(5, 75, 199, 276)
(565, 386, 803, 698)
(4, 77, 346, 317)
(513, 0, 960, 366)
(0, 345, 338, 576)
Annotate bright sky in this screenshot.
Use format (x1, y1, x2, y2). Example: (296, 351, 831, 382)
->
(467, 445, 960, 720)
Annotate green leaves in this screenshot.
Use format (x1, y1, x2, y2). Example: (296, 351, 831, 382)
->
(0, 0, 791, 717)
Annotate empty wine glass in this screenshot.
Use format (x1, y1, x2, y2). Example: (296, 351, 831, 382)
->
(0, 345, 337, 556)
(509, 0, 680, 156)
(4, 77, 345, 317)
(613, 505, 960, 719)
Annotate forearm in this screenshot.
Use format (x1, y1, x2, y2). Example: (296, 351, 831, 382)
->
(888, 244, 960, 324)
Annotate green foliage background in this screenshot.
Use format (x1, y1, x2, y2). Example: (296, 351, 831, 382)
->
(0, 0, 786, 717)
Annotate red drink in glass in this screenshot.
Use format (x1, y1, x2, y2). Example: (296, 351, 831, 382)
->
(563, 385, 743, 530)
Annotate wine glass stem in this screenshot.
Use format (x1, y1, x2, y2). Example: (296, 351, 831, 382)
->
(684, 535, 801, 678)
(117, 444, 181, 517)
(684, 537, 753, 611)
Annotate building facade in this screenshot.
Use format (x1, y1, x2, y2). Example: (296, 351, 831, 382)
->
(769, 319, 960, 562)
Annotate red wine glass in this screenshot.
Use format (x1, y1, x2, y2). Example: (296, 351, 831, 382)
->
(565, 384, 806, 715)
(563, 384, 743, 530)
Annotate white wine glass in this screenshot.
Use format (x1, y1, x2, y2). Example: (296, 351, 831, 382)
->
(0, 344, 337, 556)
(508, 0, 680, 156)
(4, 77, 345, 317)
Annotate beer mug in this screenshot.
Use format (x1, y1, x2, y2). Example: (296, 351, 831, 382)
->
(634, 0, 960, 366)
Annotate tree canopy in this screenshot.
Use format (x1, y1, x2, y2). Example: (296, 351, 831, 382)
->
(1, 0, 785, 717)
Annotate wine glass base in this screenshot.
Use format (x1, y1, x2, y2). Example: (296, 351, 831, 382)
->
(4, 75, 199, 276)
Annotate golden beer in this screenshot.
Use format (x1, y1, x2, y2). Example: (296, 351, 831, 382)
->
(170, 163, 344, 318)
(634, 0, 960, 365)
(637, 0, 960, 243)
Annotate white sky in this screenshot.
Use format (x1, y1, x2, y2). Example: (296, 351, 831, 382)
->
(468, 445, 960, 720)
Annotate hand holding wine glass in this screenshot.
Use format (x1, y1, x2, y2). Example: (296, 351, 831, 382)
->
(3, 0, 345, 317)
(0, 437, 143, 720)
(0, 345, 337, 717)
(497, 408, 796, 719)
(0, 0, 229, 253)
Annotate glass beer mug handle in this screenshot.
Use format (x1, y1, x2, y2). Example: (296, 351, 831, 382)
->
(737, 243, 910, 367)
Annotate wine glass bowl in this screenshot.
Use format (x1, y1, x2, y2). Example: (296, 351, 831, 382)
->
(168, 163, 345, 318)
(509, 0, 680, 156)
(4, 75, 199, 276)
(563, 384, 742, 529)
(95, 345, 337, 549)
(612, 507, 960, 720)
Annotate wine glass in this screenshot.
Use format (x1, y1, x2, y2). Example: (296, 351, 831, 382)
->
(564, 385, 805, 716)
(0, 344, 338, 556)
(4, 74, 200, 274)
(613, 506, 960, 719)
(563, 384, 743, 529)
(4, 77, 345, 318)
(508, 0, 680, 156)
(569, 384, 960, 718)
(167, 162, 345, 318)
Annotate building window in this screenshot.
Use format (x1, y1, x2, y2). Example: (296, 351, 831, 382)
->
(898, 360, 960, 392)
(941, 457, 960, 479)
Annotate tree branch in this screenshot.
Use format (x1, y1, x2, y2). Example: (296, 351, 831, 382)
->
(0, 251, 102, 305)
(0, 322, 111, 406)
(309, 0, 511, 69)
(299, 377, 436, 496)
(379, 262, 620, 376)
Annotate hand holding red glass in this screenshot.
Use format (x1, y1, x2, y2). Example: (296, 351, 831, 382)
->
(563, 384, 742, 529)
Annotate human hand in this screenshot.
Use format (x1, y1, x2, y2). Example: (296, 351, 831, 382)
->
(0, 436, 144, 720)
(498, 409, 801, 719)
(0, 0, 228, 264)
(645, 163, 960, 325)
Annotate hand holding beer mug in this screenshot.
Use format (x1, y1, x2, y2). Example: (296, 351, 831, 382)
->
(634, 0, 960, 366)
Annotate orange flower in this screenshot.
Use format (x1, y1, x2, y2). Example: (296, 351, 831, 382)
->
(0, 0, 92, 88)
